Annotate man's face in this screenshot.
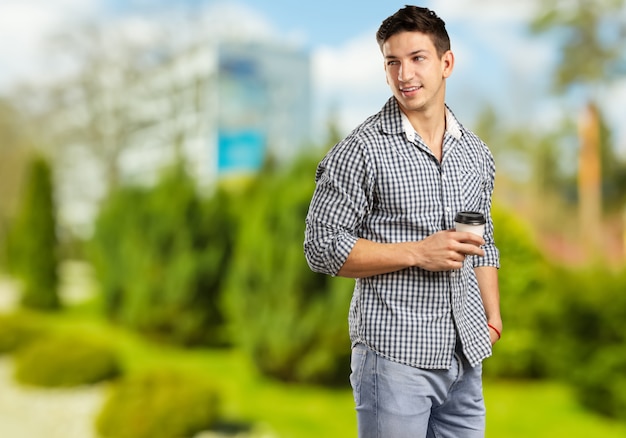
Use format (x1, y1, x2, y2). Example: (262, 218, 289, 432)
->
(382, 31, 454, 115)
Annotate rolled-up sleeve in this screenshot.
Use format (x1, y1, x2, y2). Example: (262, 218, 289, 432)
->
(304, 137, 371, 276)
(472, 145, 500, 269)
(304, 217, 358, 275)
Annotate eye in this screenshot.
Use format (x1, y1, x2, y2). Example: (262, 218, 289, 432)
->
(387, 60, 399, 66)
(414, 55, 425, 62)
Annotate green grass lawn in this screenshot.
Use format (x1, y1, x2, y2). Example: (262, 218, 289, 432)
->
(485, 379, 626, 438)
(43, 308, 626, 438)
(122, 341, 626, 437)
(9, 265, 626, 438)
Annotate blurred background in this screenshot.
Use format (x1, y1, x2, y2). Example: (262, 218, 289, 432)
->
(1, 0, 626, 437)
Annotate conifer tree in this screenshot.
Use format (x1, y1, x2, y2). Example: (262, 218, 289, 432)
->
(11, 155, 60, 310)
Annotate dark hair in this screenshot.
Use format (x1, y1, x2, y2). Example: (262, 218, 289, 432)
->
(376, 5, 450, 58)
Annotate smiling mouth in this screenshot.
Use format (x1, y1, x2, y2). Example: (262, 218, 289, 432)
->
(400, 85, 422, 94)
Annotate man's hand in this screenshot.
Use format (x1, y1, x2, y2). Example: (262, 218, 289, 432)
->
(337, 230, 485, 278)
(411, 229, 485, 272)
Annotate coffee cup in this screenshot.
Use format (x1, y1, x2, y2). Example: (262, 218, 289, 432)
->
(454, 211, 486, 237)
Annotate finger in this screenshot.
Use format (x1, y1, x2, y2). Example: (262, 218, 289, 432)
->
(454, 231, 485, 246)
(457, 243, 485, 257)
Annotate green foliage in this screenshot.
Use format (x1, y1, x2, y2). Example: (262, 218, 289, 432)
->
(0, 312, 45, 354)
(481, 206, 626, 421)
(538, 266, 626, 420)
(89, 164, 235, 346)
(0, 100, 32, 272)
(14, 333, 121, 387)
(9, 155, 60, 310)
(530, 0, 626, 91)
(574, 346, 626, 421)
(481, 211, 626, 421)
(96, 369, 219, 438)
(224, 155, 353, 384)
(597, 109, 626, 213)
(483, 204, 552, 378)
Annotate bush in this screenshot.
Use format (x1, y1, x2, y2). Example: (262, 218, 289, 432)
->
(224, 155, 353, 384)
(8, 155, 60, 310)
(96, 369, 219, 438)
(482, 205, 552, 379)
(537, 266, 626, 420)
(89, 164, 235, 346)
(14, 333, 121, 387)
(0, 312, 45, 354)
(483, 207, 626, 421)
(573, 345, 626, 421)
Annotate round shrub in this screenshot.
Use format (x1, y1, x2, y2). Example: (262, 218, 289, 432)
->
(0, 312, 45, 354)
(14, 333, 121, 386)
(96, 370, 219, 438)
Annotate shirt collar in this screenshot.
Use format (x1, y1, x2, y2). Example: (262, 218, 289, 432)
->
(400, 106, 462, 143)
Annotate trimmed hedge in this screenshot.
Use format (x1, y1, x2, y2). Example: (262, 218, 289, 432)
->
(0, 312, 45, 354)
(14, 333, 121, 387)
(96, 369, 220, 438)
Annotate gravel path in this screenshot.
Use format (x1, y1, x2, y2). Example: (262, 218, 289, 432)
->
(0, 275, 105, 437)
(0, 271, 265, 438)
(0, 358, 105, 438)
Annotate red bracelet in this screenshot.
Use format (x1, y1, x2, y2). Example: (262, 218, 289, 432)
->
(488, 323, 501, 339)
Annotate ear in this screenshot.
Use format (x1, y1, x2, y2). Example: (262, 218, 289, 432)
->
(442, 50, 454, 79)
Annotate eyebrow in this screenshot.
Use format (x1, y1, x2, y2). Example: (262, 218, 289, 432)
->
(384, 49, 429, 60)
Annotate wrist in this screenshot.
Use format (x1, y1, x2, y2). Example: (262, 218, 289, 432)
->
(487, 323, 501, 339)
(486, 316, 502, 331)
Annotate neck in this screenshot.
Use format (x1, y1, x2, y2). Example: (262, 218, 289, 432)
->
(403, 104, 447, 160)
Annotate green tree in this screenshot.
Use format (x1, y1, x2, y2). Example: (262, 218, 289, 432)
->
(537, 265, 626, 420)
(483, 204, 553, 378)
(531, 0, 625, 92)
(531, 0, 626, 250)
(89, 163, 234, 346)
(475, 107, 578, 237)
(10, 155, 60, 310)
(224, 154, 353, 384)
(598, 114, 626, 213)
(0, 99, 32, 271)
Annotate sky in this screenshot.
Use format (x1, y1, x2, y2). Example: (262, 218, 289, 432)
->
(0, 0, 625, 152)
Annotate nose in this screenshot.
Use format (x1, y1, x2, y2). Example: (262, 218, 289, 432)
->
(398, 62, 413, 82)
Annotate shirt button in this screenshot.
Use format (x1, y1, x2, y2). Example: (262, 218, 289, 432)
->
(445, 206, 451, 212)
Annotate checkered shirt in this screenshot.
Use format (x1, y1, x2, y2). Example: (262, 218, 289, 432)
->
(304, 97, 500, 369)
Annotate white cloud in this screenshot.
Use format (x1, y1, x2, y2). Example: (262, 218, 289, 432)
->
(434, 0, 538, 24)
(313, 34, 382, 91)
(0, 0, 621, 152)
(0, 0, 98, 88)
(197, 1, 278, 43)
(0, 0, 290, 91)
(604, 79, 626, 156)
(309, 1, 549, 134)
(312, 32, 390, 132)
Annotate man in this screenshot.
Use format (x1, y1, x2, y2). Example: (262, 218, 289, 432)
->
(304, 5, 502, 438)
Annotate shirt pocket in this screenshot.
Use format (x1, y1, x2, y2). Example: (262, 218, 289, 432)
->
(460, 169, 486, 212)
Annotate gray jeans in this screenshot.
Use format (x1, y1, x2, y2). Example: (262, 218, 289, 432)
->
(349, 343, 486, 438)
